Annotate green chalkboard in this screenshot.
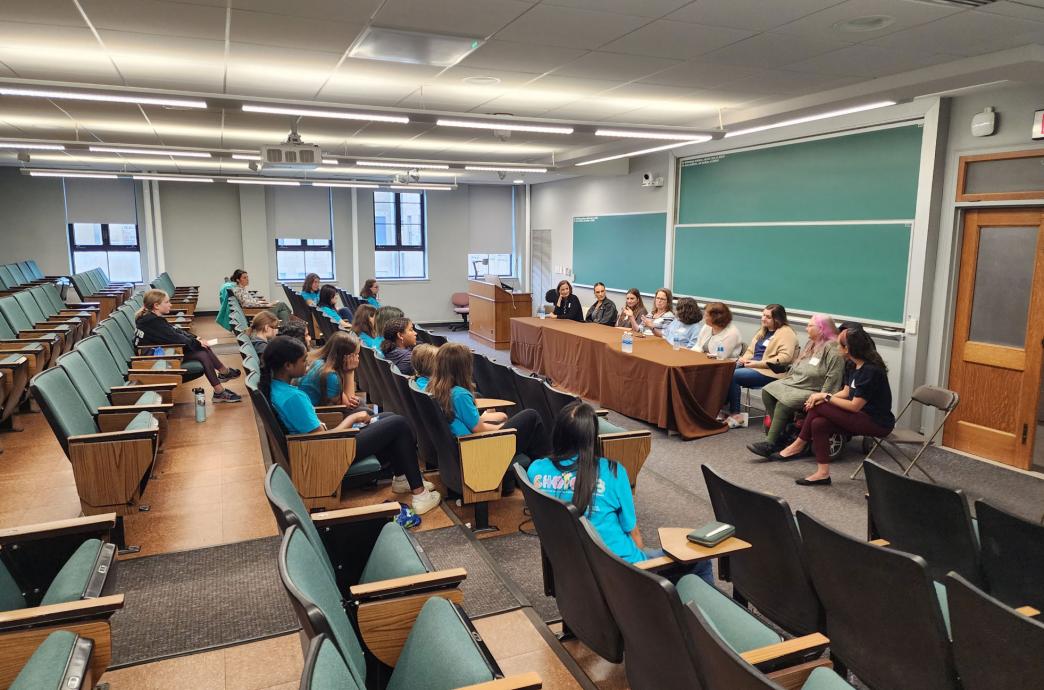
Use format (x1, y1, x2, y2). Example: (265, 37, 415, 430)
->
(677, 125, 923, 224)
(672, 224, 911, 324)
(573, 213, 666, 295)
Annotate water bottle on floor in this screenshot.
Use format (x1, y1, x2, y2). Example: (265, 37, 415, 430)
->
(194, 387, 207, 422)
(622, 330, 633, 354)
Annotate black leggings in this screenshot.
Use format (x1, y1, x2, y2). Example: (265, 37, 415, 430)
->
(185, 347, 226, 386)
(501, 408, 550, 491)
(356, 414, 423, 490)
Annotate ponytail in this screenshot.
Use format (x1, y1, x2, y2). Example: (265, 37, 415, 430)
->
(380, 318, 410, 356)
(137, 289, 168, 319)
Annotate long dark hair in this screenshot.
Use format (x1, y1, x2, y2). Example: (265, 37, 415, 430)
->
(757, 303, 788, 339)
(549, 402, 615, 516)
(303, 273, 320, 293)
(840, 328, 886, 372)
(361, 278, 378, 298)
(318, 284, 339, 309)
(351, 304, 377, 338)
(429, 343, 473, 419)
(380, 318, 411, 356)
(260, 335, 307, 400)
(231, 269, 247, 284)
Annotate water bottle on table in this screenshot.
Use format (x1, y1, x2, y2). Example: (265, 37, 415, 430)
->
(538, 305, 546, 320)
(622, 330, 633, 354)
(716, 343, 725, 360)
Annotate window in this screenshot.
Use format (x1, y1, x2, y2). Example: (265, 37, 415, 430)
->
(468, 253, 513, 278)
(374, 191, 426, 279)
(68, 223, 143, 282)
(275, 239, 334, 281)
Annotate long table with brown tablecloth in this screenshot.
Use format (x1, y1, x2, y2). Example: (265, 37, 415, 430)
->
(509, 317, 734, 440)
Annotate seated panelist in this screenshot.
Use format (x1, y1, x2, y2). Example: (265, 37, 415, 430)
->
(639, 288, 674, 336)
(693, 302, 743, 359)
(660, 297, 703, 348)
(616, 288, 648, 330)
(584, 282, 618, 325)
(548, 280, 583, 322)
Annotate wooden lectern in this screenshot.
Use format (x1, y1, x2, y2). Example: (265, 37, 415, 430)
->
(468, 279, 532, 350)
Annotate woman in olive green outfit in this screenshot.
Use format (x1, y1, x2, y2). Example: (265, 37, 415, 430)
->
(748, 313, 844, 457)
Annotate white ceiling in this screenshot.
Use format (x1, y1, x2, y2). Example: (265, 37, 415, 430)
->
(0, 0, 1043, 184)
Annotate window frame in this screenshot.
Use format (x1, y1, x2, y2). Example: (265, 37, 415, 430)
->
(67, 222, 143, 282)
(274, 238, 336, 281)
(373, 191, 428, 280)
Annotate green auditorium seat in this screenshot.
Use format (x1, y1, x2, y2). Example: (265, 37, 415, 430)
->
(12, 289, 88, 341)
(0, 308, 58, 372)
(74, 335, 177, 404)
(0, 353, 30, 433)
(0, 296, 72, 356)
(95, 320, 204, 386)
(30, 284, 98, 330)
(7, 631, 98, 690)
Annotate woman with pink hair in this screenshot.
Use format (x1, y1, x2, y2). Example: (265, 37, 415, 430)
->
(747, 313, 845, 458)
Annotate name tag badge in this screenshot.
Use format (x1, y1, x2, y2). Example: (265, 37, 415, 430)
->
(809, 356, 820, 366)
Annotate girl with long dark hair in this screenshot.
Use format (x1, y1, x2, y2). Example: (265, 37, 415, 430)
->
(380, 317, 417, 375)
(615, 288, 647, 330)
(360, 278, 381, 307)
(300, 273, 321, 305)
(351, 304, 379, 349)
(299, 331, 361, 407)
(317, 285, 351, 329)
(261, 336, 440, 514)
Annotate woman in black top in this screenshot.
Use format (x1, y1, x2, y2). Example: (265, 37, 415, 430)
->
(548, 280, 583, 322)
(773, 328, 894, 485)
(135, 289, 242, 403)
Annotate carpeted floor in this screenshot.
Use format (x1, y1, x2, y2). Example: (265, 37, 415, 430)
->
(108, 537, 299, 668)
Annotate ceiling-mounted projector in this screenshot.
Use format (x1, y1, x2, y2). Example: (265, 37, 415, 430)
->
(260, 127, 321, 169)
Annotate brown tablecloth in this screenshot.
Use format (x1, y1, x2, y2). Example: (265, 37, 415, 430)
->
(510, 317, 733, 439)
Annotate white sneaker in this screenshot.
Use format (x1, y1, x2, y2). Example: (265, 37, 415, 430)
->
(726, 413, 749, 429)
(411, 490, 442, 515)
(391, 475, 435, 494)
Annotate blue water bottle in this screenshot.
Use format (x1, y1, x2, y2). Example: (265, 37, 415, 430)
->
(716, 343, 725, 360)
(622, 330, 633, 354)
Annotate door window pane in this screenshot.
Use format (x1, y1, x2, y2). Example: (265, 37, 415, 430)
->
(968, 226, 1038, 348)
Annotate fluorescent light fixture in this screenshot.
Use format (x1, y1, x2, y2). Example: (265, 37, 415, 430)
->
(595, 129, 713, 141)
(28, 170, 118, 179)
(389, 184, 454, 191)
(465, 165, 548, 173)
(226, 178, 300, 186)
(0, 87, 207, 108)
(322, 159, 339, 164)
(232, 153, 261, 161)
(89, 146, 211, 158)
(356, 160, 450, 170)
(0, 142, 65, 150)
(724, 100, 897, 138)
(133, 175, 213, 183)
(242, 104, 409, 124)
(312, 182, 380, 188)
(513, 179, 524, 184)
(576, 140, 700, 167)
(437, 119, 573, 135)
(349, 26, 483, 67)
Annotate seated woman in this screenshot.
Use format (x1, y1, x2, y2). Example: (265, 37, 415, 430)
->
(300, 273, 321, 306)
(749, 314, 843, 453)
(548, 280, 583, 322)
(373, 306, 405, 350)
(411, 343, 437, 390)
(351, 304, 379, 349)
(247, 310, 280, 357)
(615, 288, 647, 330)
(774, 328, 895, 485)
(379, 317, 417, 375)
(639, 288, 674, 336)
(429, 343, 550, 493)
(661, 297, 703, 348)
(724, 304, 798, 428)
(299, 331, 362, 408)
(693, 302, 743, 359)
(528, 401, 713, 585)
(360, 278, 381, 308)
(584, 282, 618, 325)
(229, 269, 293, 324)
(262, 335, 440, 514)
(135, 289, 242, 403)
(317, 285, 351, 330)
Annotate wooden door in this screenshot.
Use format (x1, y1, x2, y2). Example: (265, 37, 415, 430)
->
(945, 209, 1044, 468)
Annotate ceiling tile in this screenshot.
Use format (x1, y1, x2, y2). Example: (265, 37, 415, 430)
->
(226, 43, 344, 99)
(318, 58, 444, 105)
(0, 23, 121, 83)
(773, 0, 964, 42)
(975, 1, 1044, 21)
(786, 44, 958, 78)
(864, 10, 1044, 56)
(229, 0, 383, 22)
(137, 107, 226, 147)
(465, 94, 558, 116)
(726, 68, 860, 94)
(80, 0, 227, 40)
(1, 0, 89, 27)
(539, 0, 692, 18)
(436, 66, 544, 89)
(101, 31, 226, 92)
(552, 51, 683, 81)
(637, 60, 765, 88)
(599, 20, 755, 60)
(666, 0, 844, 32)
(520, 75, 626, 100)
(701, 31, 852, 67)
(494, 5, 648, 49)
(230, 11, 364, 53)
(374, 0, 534, 37)
(460, 39, 587, 73)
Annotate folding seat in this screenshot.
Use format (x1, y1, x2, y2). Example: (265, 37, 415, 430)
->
(864, 459, 981, 584)
(74, 335, 178, 404)
(391, 370, 435, 469)
(797, 510, 959, 689)
(373, 356, 406, 415)
(357, 346, 387, 408)
(0, 309, 59, 372)
(247, 373, 381, 510)
(472, 353, 511, 401)
(336, 287, 356, 321)
(511, 367, 555, 429)
(12, 289, 88, 341)
(0, 265, 32, 291)
(0, 353, 30, 433)
(280, 526, 530, 690)
(30, 366, 159, 524)
(68, 272, 122, 320)
(975, 499, 1044, 612)
(579, 516, 829, 690)
(0, 296, 73, 356)
(414, 325, 446, 347)
(31, 283, 99, 330)
(5, 631, 100, 690)
(95, 320, 204, 386)
(946, 572, 1044, 690)
(88, 268, 133, 296)
(150, 273, 197, 315)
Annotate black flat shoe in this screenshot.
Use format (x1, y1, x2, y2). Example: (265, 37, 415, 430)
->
(795, 477, 832, 486)
(747, 441, 779, 458)
(769, 451, 801, 462)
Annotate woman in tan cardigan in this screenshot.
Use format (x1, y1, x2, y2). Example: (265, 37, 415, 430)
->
(724, 304, 798, 428)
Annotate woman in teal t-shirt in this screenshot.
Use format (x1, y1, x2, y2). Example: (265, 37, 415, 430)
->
(317, 285, 351, 330)
(351, 304, 379, 349)
(360, 278, 381, 308)
(300, 273, 321, 306)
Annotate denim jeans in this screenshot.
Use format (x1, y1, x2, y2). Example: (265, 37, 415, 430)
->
(644, 547, 715, 586)
(728, 366, 774, 413)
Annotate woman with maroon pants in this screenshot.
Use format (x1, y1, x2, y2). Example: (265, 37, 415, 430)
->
(772, 328, 894, 485)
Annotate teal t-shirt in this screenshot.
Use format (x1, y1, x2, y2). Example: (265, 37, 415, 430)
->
(415, 376, 429, 390)
(527, 456, 643, 563)
(449, 385, 480, 437)
(319, 305, 341, 324)
(365, 296, 380, 308)
(301, 290, 319, 304)
(359, 332, 380, 349)
(298, 359, 340, 405)
(270, 379, 320, 435)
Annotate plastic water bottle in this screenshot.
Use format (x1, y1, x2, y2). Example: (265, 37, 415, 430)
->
(622, 330, 633, 354)
(194, 387, 207, 422)
(671, 333, 681, 351)
(716, 343, 725, 360)
(152, 346, 164, 356)
(538, 305, 546, 320)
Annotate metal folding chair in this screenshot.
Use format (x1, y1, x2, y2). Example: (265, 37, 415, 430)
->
(851, 384, 959, 481)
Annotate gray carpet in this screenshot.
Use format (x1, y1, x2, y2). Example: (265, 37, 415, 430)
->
(412, 526, 523, 619)
(109, 537, 299, 668)
(481, 531, 558, 623)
